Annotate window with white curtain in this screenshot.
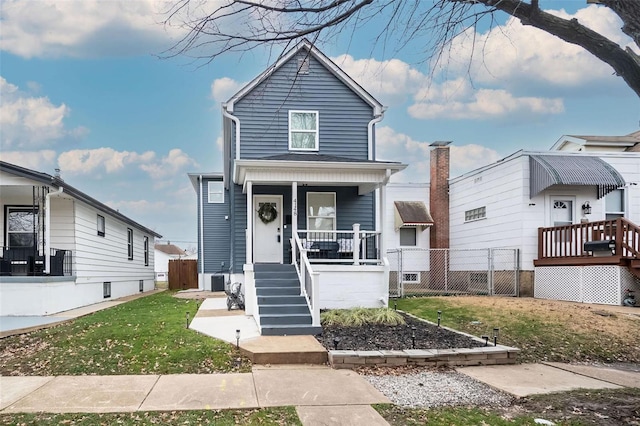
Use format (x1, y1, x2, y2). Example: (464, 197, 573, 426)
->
(289, 110, 318, 151)
(307, 192, 335, 238)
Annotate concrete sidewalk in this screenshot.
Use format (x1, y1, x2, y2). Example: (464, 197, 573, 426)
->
(0, 365, 391, 425)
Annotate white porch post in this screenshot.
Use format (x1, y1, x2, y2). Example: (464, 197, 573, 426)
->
(291, 181, 298, 264)
(246, 180, 253, 265)
(379, 175, 387, 259)
(352, 223, 360, 266)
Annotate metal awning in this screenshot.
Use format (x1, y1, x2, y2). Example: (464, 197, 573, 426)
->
(394, 201, 434, 230)
(529, 155, 625, 199)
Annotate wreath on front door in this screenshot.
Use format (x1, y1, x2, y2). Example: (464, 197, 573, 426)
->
(257, 203, 278, 224)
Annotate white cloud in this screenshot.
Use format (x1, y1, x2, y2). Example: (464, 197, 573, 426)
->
(0, 150, 57, 171)
(0, 0, 183, 58)
(376, 126, 501, 181)
(216, 135, 224, 151)
(440, 5, 634, 89)
(140, 148, 199, 179)
(0, 77, 87, 149)
(58, 148, 154, 175)
(211, 77, 246, 103)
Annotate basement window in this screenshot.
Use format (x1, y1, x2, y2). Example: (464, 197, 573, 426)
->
(465, 206, 486, 222)
(402, 272, 420, 283)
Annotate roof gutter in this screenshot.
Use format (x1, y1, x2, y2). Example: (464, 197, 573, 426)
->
(198, 175, 205, 289)
(367, 107, 386, 161)
(222, 103, 241, 161)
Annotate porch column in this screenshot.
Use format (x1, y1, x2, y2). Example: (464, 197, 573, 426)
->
(246, 180, 253, 265)
(379, 175, 387, 259)
(291, 181, 298, 264)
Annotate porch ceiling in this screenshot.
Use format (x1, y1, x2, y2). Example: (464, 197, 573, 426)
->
(529, 155, 626, 199)
(234, 158, 406, 195)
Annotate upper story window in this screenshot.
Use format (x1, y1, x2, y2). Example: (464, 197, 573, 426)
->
(465, 206, 486, 222)
(97, 214, 105, 237)
(127, 228, 133, 260)
(208, 181, 224, 203)
(605, 189, 625, 220)
(143, 236, 149, 266)
(399, 227, 417, 246)
(289, 110, 318, 151)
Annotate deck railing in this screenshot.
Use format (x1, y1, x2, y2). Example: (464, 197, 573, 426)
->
(537, 218, 640, 263)
(0, 246, 72, 276)
(292, 225, 382, 265)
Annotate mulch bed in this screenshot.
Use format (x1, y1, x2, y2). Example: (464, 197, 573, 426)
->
(315, 313, 485, 351)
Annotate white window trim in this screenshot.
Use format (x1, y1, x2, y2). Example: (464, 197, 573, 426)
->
(208, 181, 224, 204)
(402, 272, 420, 284)
(306, 191, 336, 235)
(127, 228, 133, 260)
(97, 214, 105, 237)
(604, 188, 625, 220)
(399, 227, 417, 247)
(289, 110, 319, 151)
(464, 206, 486, 223)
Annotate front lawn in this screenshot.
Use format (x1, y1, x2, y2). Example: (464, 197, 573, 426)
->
(0, 291, 251, 375)
(396, 296, 640, 363)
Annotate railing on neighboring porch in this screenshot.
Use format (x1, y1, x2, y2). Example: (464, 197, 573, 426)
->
(535, 217, 640, 266)
(0, 246, 73, 276)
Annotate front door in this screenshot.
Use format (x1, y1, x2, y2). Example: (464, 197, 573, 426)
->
(253, 195, 283, 263)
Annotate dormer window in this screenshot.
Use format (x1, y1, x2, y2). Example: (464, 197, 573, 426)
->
(289, 110, 318, 151)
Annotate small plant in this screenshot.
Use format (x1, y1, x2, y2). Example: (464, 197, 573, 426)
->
(321, 308, 405, 327)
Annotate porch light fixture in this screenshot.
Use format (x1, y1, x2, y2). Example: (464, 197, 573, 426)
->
(493, 327, 500, 346)
(581, 201, 592, 215)
(481, 335, 489, 347)
(235, 329, 241, 349)
(437, 310, 442, 327)
(333, 336, 341, 350)
(411, 326, 417, 349)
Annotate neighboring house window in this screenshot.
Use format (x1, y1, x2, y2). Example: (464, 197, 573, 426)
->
(127, 228, 133, 260)
(103, 282, 111, 298)
(143, 236, 149, 266)
(208, 181, 224, 203)
(402, 272, 420, 283)
(139, 279, 144, 292)
(605, 189, 625, 220)
(289, 110, 319, 151)
(97, 214, 105, 237)
(465, 206, 486, 222)
(6, 207, 38, 247)
(399, 227, 417, 246)
(307, 192, 335, 238)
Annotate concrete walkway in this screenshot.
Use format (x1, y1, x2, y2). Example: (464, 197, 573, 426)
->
(0, 365, 391, 425)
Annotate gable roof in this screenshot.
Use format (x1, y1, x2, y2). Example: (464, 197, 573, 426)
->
(224, 39, 384, 116)
(550, 130, 640, 151)
(155, 243, 186, 256)
(0, 161, 162, 238)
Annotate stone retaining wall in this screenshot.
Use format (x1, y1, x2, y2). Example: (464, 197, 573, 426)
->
(328, 346, 520, 369)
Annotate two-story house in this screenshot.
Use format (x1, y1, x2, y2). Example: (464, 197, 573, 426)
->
(190, 40, 406, 335)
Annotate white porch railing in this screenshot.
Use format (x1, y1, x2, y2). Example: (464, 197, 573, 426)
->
(291, 224, 382, 266)
(292, 234, 320, 327)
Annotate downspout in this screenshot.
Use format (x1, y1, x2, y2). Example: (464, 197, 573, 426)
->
(222, 104, 241, 160)
(45, 186, 64, 273)
(198, 175, 205, 290)
(367, 107, 386, 161)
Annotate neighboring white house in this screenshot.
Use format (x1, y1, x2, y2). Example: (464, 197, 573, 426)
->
(154, 242, 187, 286)
(0, 161, 161, 316)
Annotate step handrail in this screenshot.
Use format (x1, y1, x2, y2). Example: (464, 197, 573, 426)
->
(292, 234, 320, 327)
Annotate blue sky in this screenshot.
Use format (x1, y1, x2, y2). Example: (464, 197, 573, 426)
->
(1, 0, 638, 249)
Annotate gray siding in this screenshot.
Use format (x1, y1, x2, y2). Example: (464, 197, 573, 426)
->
(231, 184, 375, 271)
(200, 177, 231, 273)
(233, 50, 373, 160)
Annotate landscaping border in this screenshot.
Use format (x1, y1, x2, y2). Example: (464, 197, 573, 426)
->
(327, 311, 520, 369)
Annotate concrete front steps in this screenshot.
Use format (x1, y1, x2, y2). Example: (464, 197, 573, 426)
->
(239, 335, 328, 365)
(254, 263, 322, 336)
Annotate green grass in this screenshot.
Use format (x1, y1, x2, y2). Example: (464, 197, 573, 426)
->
(0, 292, 251, 375)
(320, 307, 405, 327)
(394, 297, 639, 363)
(374, 405, 539, 425)
(0, 407, 301, 426)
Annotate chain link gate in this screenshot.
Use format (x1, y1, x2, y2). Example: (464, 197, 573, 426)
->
(387, 248, 519, 297)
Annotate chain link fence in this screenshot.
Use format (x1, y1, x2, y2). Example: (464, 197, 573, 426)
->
(387, 248, 519, 297)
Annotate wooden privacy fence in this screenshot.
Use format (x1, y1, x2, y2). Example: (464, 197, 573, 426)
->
(168, 259, 198, 290)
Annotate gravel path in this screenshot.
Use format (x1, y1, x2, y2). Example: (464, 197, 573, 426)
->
(364, 370, 513, 408)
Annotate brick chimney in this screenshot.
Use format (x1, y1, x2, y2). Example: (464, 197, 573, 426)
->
(429, 142, 451, 249)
